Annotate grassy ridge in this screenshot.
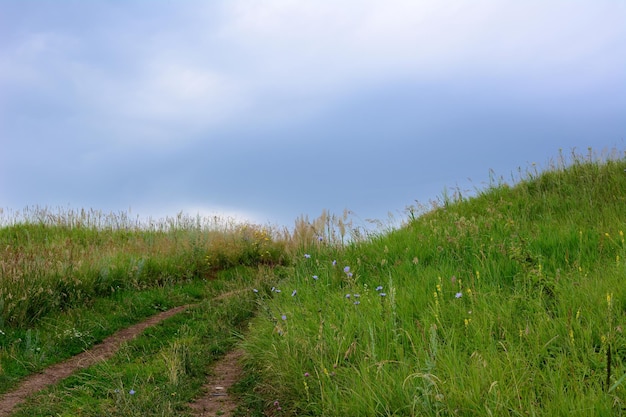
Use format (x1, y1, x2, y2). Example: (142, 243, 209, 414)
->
(242, 150, 626, 415)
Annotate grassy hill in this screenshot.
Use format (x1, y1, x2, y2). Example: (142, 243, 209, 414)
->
(241, 149, 626, 416)
(2, 148, 626, 416)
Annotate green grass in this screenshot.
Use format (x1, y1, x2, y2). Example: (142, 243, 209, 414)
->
(3, 147, 626, 416)
(241, 149, 626, 416)
(0, 209, 287, 402)
(0, 282, 207, 394)
(11, 268, 261, 416)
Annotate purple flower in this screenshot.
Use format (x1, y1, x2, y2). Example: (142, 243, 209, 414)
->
(354, 301, 360, 305)
(304, 254, 311, 259)
(376, 286, 383, 291)
(380, 293, 387, 297)
(332, 260, 337, 266)
(281, 314, 287, 321)
(343, 266, 350, 273)
(292, 289, 297, 297)
(304, 372, 310, 377)
(345, 294, 351, 299)
(129, 389, 136, 395)
(312, 275, 318, 280)
(455, 292, 462, 298)
(318, 236, 323, 242)
(274, 400, 280, 407)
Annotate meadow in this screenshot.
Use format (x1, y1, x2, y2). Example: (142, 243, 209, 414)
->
(1, 148, 626, 416)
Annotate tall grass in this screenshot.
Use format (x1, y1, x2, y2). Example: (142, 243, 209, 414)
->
(0, 207, 287, 328)
(242, 148, 626, 415)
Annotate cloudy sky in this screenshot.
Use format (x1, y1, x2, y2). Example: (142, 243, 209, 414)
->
(1, 1, 625, 227)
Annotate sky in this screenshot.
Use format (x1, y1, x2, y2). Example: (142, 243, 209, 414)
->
(1, 0, 625, 228)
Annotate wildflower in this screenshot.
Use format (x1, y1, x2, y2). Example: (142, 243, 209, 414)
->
(304, 254, 311, 259)
(344, 266, 350, 274)
(275, 289, 281, 293)
(354, 301, 360, 305)
(274, 401, 280, 407)
(253, 288, 259, 293)
(318, 236, 323, 242)
(455, 292, 462, 298)
(332, 260, 337, 266)
(313, 275, 318, 280)
(376, 286, 383, 291)
(345, 294, 351, 299)
(292, 290, 297, 297)
(353, 294, 360, 298)
(304, 372, 310, 377)
(281, 314, 287, 321)
(129, 389, 136, 395)
(380, 293, 387, 297)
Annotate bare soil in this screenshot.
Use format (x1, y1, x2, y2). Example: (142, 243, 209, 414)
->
(188, 349, 245, 417)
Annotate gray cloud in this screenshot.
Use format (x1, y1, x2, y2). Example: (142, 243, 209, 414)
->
(1, 0, 625, 226)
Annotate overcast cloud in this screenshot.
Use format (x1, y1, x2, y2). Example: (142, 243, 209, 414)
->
(1, 0, 624, 227)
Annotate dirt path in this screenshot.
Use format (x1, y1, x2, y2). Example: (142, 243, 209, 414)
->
(0, 305, 190, 417)
(0, 288, 253, 416)
(188, 349, 245, 417)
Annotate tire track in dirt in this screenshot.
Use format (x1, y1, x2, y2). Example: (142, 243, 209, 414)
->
(0, 288, 251, 416)
(0, 305, 189, 417)
(188, 349, 245, 417)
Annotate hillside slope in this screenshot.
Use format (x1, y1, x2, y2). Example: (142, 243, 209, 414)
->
(243, 151, 626, 416)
